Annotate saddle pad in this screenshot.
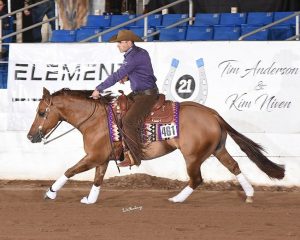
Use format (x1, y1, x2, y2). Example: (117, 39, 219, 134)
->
(107, 102, 180, 143)
(143, 102, 180, 142)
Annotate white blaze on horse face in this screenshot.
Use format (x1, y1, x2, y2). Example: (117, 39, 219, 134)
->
(37, 104, 51, 133)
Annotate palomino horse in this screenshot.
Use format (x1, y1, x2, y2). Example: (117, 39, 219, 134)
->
(56, 0, 89, 30)
(27, 88, 285, 204)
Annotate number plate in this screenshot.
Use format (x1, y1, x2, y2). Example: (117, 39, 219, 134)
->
(160, 124, 178, 140)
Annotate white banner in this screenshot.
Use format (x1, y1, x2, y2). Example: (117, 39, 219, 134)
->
(8, 42, 300, 133)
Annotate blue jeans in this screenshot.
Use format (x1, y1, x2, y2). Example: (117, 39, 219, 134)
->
(31, 0, 55, 42)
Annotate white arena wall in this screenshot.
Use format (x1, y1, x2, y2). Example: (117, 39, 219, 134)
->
(0, 41, 300, 187)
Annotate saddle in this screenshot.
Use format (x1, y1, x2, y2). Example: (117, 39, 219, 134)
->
(116, 91, 174, 123)
(108, 91, 180, 160)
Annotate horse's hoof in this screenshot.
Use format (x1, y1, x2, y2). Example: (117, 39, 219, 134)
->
(44, 188, 57, 200)
(80, 196, 95, 204)
(245, 196, 253, 203)
(80, 196, 89, 204)
(168, 197, 182, 203)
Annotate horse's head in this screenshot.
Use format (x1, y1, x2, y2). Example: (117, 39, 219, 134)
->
(57, 0, 89, 30)
(27, 88, 61, 143)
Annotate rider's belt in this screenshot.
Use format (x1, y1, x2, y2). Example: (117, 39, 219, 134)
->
(133, 87, 158, 96)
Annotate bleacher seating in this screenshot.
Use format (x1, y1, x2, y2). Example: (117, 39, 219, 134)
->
(75, 28, 102, 42)
(273, 12, 296, 26)
(246, 12, 274, 25)
(186, 26, 213, 41)
(128, 27, 155, 41)
(47, 12, 297, 43)
(161, 14, 189, 26)
(86, 15, 111, 28)
(0, 16, 12, 89)
(269, 25, 295, 40)
(158, 27, 186, 41)
(1, 16, 14, 49)
(213, 26, 241, 40)
(241, 25, 269, 40)
(270, 13, 296, 40)
(51, 30, 77, 42)
(0, 71, 8, 88)
(194, 13, 220, 26)
(110, 14, 136, 27)
(135, 14, 162, 27)
(220, 13, 247, 25)
(0, 64, 8, 89)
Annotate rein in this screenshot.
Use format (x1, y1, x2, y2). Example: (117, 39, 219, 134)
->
(42, 99, 97, 145)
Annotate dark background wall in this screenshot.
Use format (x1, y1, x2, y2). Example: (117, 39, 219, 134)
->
(105, 0, 136, 14)
(146, 0, 300, 13)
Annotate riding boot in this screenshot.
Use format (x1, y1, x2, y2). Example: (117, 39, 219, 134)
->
(117, 150, 135, 167)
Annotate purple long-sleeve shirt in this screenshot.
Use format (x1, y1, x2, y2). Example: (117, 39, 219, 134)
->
(96, 45, 157, 92)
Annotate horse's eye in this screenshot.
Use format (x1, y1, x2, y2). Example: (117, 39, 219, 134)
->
(38, 111, 46, 117)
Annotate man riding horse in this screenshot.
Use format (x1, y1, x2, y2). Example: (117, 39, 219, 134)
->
(91, 30, 159, 167)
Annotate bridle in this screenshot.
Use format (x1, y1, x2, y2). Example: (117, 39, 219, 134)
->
(37, 96, 97, 145)
(37, 97, 54, 143)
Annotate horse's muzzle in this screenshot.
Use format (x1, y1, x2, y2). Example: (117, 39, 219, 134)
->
(27, 133, 42, 143)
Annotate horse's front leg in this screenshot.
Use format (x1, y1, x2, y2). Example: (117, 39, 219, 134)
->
(44, 155, 100, 201)
(80, 161, 109, 204)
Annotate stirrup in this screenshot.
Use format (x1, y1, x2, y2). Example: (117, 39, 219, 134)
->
(117, 151, 135, 167)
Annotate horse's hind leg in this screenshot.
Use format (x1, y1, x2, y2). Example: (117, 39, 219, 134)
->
(80, 162, 109, 204)
(169, 155, 204, 203)
(214, 147, 254, 203)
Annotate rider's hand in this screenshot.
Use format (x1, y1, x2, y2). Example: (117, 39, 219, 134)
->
(91, 89, 101, 99)
(119, 76, 128, 84)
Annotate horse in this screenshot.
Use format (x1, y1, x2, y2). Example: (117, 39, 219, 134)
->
(56, 0, 89, 30)
(27, 88, 285, 204)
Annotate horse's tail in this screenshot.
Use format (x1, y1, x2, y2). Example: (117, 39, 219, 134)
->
(215, 115, 285, 180)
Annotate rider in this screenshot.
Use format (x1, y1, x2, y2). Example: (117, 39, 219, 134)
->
(91, 30, 158, 167)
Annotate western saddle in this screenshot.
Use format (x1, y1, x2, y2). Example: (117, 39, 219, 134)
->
(116, 90, 174, 123)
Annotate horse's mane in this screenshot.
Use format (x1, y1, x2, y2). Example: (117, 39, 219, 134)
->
(52, 88, 115, 105)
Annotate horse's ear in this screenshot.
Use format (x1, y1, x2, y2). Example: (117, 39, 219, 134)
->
(43, 87, 50, 99)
